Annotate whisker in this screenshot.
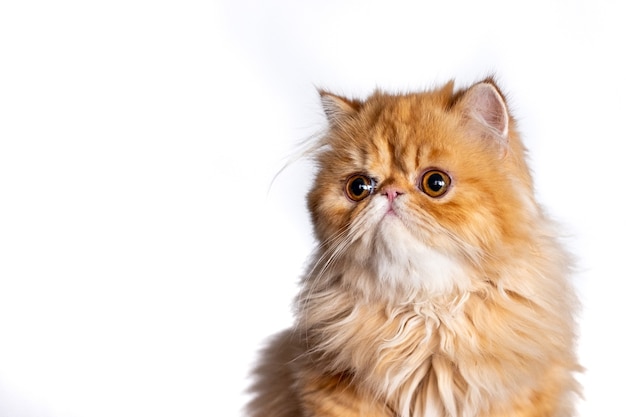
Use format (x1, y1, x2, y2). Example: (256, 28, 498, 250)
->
(298, 210, 372, 333)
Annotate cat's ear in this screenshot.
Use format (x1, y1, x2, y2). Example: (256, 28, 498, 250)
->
(456, 80, 509, 155)
(318, 90, 361, 126)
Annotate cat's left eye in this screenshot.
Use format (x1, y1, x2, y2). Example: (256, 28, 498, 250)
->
(345, 174, 376, 202)
(420, 170, 451, 198)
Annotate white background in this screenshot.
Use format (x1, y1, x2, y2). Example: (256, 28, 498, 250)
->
(0, 1, 624, 416)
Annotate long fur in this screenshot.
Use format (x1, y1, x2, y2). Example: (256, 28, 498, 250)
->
(248, 79, 581, 417)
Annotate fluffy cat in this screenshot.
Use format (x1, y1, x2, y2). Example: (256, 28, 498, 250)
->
(247, 78, 581, 417)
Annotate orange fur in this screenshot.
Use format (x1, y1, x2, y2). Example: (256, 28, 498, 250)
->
(248, 79, 581, 417)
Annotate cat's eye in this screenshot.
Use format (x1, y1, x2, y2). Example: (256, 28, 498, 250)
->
(420, 170, 451, 198)
(345, 174, 376, 202)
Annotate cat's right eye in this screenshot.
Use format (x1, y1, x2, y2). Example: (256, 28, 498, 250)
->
(345, 174, 376, 202)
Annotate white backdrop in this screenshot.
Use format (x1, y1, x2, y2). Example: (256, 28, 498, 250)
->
(1, 1, 624, 416)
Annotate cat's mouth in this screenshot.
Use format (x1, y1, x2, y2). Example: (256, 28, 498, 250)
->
(370, 196, 409, 229)
(378, 205, 411, 234)
(382, 199, 405, 219)
(385, 206, 398, 216)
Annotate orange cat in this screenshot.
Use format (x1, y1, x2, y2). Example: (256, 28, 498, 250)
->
(248, 78, 581, 416)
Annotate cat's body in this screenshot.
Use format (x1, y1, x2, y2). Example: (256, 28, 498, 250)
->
(248, 79, 581, 417)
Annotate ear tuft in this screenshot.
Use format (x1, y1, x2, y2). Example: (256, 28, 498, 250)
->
(318, 90, 360, 125)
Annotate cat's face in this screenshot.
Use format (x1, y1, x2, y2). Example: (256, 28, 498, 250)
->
(307, 81, 535, 296)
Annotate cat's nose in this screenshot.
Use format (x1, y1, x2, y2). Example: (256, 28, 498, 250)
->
(381, 186, 404, 203)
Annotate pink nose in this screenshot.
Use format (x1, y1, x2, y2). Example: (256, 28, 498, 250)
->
(382, 186, 404, 203)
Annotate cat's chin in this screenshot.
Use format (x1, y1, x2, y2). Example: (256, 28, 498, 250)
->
(365, 214, 471, 296)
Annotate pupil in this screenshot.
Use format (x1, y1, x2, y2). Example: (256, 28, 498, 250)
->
(428, 173, 445, 191)
(351, 177, 367, 196)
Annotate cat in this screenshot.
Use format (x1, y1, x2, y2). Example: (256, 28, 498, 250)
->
(247, 78, 582, 417)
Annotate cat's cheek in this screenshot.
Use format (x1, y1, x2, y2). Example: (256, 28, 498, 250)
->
(311, 194, 354, 239)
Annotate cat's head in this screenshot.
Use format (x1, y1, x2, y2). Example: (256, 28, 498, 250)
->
(306, 79, 538, 297)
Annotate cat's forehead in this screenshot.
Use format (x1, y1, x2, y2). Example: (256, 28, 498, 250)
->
(363, 92, 458, 142)
(337, 94, 460, 174)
